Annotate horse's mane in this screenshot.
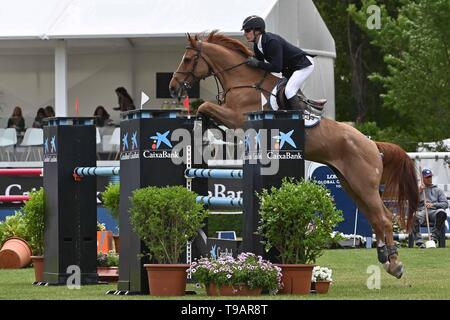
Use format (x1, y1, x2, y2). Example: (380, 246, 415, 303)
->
(188, 30, 252, 58)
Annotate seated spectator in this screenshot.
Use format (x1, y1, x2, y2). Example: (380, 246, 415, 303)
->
(44, 105, 55, 118)
(32, 108, 46, 128)
(7, 106, 25, 135)
(93, 105, 114, 127)
(412, 168, 449, 248)
(113, 87, 135, 112)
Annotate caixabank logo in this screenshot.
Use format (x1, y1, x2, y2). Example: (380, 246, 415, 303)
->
(120, 131, 139, 160)
(43, 136, 57, 162)
(142, 130, 181, 159)
(244, 129, 303, 161)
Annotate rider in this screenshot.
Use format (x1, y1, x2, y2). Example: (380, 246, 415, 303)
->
(242, 15, 318, 111)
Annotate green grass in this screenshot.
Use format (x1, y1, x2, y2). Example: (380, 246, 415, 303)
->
(1, 247, 450, 300)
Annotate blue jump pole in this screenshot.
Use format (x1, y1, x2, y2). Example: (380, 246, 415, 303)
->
(185, 168, 243, 179)
(74, 167, 120, 177)
(196, 196, 243, 208)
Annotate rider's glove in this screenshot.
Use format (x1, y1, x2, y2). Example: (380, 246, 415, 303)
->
(246, 57, 260, 68)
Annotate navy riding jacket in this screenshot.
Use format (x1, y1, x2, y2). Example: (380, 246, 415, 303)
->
(253, 32, 314, 78)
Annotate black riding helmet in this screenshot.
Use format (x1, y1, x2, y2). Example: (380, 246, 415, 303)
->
(241, 15, 265, 32)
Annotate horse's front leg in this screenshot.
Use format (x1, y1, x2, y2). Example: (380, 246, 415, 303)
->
(197, 101, 245, 129)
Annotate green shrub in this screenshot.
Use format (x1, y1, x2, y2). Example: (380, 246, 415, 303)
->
(97, 252, 119, 267)
(22, 188, 45, 256)
(129, 186, 208, 264)
(0, 211, 28, 245)
(258, 178, 344, 264)
(102, 183, 120, 222)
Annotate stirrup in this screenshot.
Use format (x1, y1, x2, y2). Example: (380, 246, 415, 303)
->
(297, 94, 326, 113)
(307, 98, 327, 107)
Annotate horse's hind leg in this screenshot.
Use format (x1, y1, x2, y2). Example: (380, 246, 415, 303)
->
(337, 173, 404, 278)
(381, 205, 404, 278)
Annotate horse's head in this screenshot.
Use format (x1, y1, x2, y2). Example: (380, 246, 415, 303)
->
(169, 33, 211, 99)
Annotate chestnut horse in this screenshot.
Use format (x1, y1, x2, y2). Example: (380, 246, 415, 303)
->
(169, 31, 418, 278)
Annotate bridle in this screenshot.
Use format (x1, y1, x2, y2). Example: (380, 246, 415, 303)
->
(173, 40, 271, 105)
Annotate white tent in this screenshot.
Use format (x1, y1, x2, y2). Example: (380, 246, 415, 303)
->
(0, 0, 335, 125)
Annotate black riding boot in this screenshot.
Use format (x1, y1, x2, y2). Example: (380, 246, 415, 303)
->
(287, 95, 306, 112)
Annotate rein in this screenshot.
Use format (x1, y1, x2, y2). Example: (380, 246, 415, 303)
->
(174, 41, 272, 105)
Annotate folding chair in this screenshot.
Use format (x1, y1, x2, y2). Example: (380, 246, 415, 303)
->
(108, 127, 121, 160)
(19, 128, 43, 161)
(0, 128, 18, 161)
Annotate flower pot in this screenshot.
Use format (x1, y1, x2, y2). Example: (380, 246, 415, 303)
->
(97, 231, 113, 254)
(144, 264, 189, 296)
(112, 235, 120, 253)
(314, 281, 331, 294)
(0, 237, 32, 269)
(276, 264, 314, 295)
(31, 256, 44, 282)
(206, 283, 262, 296)
(97, 266, 119, 282)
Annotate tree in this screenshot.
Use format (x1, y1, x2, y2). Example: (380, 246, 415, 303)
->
(313, 0, 402, 124)
(350, 0, 450, 149)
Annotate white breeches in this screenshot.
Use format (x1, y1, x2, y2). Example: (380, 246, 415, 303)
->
(284, 56, 315, 99)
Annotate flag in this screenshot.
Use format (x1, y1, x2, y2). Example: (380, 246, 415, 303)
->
(76, 96, 79, 115)
(260, 92, 267, 110)
(183, 96, 190, 114)
(141, 91, 150, 109)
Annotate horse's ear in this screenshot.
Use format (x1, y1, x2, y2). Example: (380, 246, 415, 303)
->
(186, 33, 196, 47)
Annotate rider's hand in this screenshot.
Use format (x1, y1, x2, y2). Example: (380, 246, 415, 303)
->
(246, 57, 260, 68)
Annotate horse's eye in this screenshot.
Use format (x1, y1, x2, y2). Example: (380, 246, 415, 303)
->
(183, 57, 191, 64)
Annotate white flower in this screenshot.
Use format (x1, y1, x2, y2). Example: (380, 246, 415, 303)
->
(311, 266, 333, 282)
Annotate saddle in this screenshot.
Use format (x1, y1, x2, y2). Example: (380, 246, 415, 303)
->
(275, 79, 327, 114)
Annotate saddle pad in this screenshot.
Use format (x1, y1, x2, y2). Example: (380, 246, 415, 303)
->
(268, 82, 321, 128)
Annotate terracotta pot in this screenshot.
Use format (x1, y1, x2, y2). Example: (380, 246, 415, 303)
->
(0, 237, 32, 269)
(112, 235, 120, 253)
(206, 282, 220, 296)
(97, 266, 119, 282)
(144, 264, 189, 296)
(31, 256, 44, 282)
(276, 264, 314, 295)
(310, 281, 316, 292)
(207, 283, 262, 296)
(314, 281, 331, 294)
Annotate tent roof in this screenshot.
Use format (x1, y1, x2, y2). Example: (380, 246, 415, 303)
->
(0, 0, 277, 40)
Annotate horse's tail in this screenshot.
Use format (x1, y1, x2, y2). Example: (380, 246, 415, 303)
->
(375, 141, 419, 232)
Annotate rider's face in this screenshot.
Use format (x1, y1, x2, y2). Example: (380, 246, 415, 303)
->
(244, 29, 259, 43)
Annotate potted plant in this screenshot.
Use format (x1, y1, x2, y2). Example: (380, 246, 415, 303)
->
(311, 266, 333, 294)
(129, 185, 208, 296)
(188, 252, 282, 296)
(257, 178, 343, 294)
(21, 188, 45, 281)
(0, 211, 32, 269)
(97, 251, 119, 282)
(101, 183, 120, 252)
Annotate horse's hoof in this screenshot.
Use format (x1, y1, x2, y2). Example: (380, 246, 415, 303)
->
(387, 261, 404, 279)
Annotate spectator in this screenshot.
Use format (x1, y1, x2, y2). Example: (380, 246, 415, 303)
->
(44, 105, 55, 117)
(32, 108, 46, 128)
(93, 105, 113, 127)
(7, 106, 25, 135)
(412, 168, 449, 248)
(113, 87, 135, 112)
